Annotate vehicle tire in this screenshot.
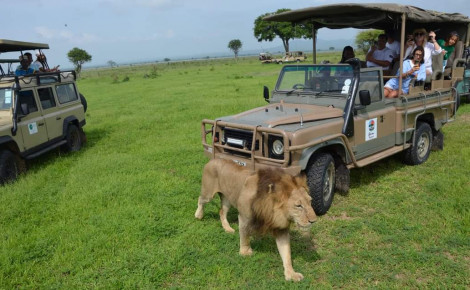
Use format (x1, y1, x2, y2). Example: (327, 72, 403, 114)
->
(403, 122, 433, 165)
(0, 150, 20, 185)
(80, 93, 87, 113)
(306, 153, 336, 216)
(64, 124, 82, 152)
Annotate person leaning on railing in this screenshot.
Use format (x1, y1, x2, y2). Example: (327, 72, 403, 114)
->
(14, 55, 36, 76)
(384, 46, 426, 99)
(33, 52, 59, 73)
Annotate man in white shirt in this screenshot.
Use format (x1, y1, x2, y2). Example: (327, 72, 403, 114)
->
(366, 34, 394, 74)
(385, 30, 400, 61)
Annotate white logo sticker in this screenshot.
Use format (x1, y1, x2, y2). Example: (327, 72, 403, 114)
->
(365, 118, 377, 141)
(28, 122, 38, 134)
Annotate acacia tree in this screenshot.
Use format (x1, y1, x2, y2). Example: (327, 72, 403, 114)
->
(355, 29, 384, 54)
(254, 8, 313, 52)
(228, 39, 242, 59)
(67, 47, 92, 75)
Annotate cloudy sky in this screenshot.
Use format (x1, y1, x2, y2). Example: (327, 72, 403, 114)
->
(2, 0, 469, 68)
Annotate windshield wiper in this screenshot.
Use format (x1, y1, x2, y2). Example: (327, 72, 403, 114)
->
(314, 89, 343, 97)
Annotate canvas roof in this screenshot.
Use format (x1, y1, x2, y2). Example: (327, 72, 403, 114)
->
(264, 3, 470, 31)
(0, 39, 49, 53)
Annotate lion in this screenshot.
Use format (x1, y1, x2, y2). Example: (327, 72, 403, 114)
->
(195, 158, 317, 281)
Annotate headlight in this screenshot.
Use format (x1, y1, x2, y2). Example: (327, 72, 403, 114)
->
(272, 139, 284, 155)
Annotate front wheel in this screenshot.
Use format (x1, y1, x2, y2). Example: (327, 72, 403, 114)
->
(403, 122, 432, 165)
(0, 150, 20, 185)
(64, 124, 82, 152)
(306, 153, 336, 215)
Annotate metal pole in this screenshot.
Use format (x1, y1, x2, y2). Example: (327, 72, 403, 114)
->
(398, 13, 406, 95)
(312, 25, 317, 64)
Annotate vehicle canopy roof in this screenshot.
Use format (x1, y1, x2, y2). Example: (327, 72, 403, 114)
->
(0, 39, 49, 53)
(264, 3, 470, 43)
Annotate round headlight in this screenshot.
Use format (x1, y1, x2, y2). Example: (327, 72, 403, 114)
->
(272, 139, 284, 155)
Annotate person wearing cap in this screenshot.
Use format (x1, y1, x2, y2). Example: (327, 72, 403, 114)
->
(404, 28, 443, 75)
(437, 31, 459, 69)
(15, 55, 35, 76)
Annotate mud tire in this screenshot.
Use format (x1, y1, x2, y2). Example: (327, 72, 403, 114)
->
(306, 153, 336, 215)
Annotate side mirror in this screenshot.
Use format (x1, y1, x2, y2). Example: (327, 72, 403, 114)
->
(20, 103, 29, 115)
(263, 86, 270, 102)
(359, 90, 371, 106)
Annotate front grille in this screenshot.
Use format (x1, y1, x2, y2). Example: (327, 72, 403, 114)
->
(223, 128, 259, 150)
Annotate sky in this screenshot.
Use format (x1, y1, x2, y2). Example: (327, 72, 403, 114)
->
(2, 0, 469, 68)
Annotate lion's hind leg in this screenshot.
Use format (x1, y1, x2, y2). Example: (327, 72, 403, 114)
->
(219, 194, 235, 233)
(195, 176, 218, 220)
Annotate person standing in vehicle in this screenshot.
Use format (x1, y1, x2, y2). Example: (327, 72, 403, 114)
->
(384, 46, 426, 98)
(366, 34, 394, 74)
(33, 52, 59, 72)
(404, 28, 442, 75)
(15, 55, 35, 76)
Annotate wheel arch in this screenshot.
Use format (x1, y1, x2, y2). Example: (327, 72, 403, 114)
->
(62, 116, 80, 137)
(299, 139, 350, 171)
(0, 136, 21, 155)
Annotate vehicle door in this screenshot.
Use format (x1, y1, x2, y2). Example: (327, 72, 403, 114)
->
(351, 69, 396, 160)
(37, 86, 62, 141)
(16, 89, 48, 150)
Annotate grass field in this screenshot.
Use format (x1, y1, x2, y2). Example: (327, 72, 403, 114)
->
(1, 54, 469, 288)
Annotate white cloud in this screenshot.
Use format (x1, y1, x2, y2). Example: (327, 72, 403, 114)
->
(34, 26, 99, 44)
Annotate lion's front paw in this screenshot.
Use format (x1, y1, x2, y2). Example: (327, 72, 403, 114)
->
(239, 247, 253, 256)
(285, 271, 304, 281)
(223, 227, 235, 234)
(194, 209, 203, 220)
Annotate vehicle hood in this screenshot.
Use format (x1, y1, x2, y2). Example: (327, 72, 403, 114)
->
(217, 102, 343, 128)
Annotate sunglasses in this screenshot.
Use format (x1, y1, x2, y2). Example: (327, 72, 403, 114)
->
(414, 32, 426, 36)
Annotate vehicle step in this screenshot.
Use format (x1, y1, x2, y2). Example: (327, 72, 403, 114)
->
(25, 140, 67, 160)
(348, 145, 410, 169)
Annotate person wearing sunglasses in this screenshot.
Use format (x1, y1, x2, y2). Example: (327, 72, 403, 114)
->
(384, 46, 426, 98)
(404, 28, 442, 75)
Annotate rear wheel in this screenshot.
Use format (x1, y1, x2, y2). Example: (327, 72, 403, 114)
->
(404, 122, 432, 165)
(64, 124, 82, 152)
(0, 150, 20, 185)
(306, 153, 336, 215)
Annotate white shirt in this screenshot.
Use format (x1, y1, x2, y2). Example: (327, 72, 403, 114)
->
(386, 40, 400, 59)
(366, 47, 394, 70)
(404, 42, 442, 73)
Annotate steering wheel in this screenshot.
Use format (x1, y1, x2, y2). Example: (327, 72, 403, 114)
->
(292, 83, 305, 89)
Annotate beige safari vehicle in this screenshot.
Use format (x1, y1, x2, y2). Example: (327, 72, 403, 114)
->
(0, 39, 87, 184)
(274, 51, 307, 64)
(202, 4, 470, 215)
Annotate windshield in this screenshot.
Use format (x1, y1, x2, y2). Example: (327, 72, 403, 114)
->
(276, 65, 354, 95)
(0, 88, 13, 110)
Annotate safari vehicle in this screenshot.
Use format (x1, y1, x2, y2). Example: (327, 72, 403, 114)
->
(259, 52, 273, 62)
(0, 39, 87, 184)
(274, 51, 307, 64)
(201, 4, 470, 215)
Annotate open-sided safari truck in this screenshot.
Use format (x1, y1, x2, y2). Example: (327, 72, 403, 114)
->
(201, 4, 470, 215)
(0, 39, 87, 184)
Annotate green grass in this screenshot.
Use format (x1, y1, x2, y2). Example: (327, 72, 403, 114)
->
(1, 55, 469, 288)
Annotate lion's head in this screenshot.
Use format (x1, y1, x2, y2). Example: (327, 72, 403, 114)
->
(250, 169, 317, 235)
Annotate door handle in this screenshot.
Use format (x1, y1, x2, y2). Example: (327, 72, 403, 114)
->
(380, 116, 384, 122)
(56, 117, 62, 120)
(38, 123, 45, 126)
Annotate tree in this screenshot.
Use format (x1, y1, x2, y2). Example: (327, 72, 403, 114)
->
(107, 60, 117, 67)
(228, 39, 242, 59)
(355, 29, 384, 54)
(67, 47, 92, 75)
(254, 9, 313, 52)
